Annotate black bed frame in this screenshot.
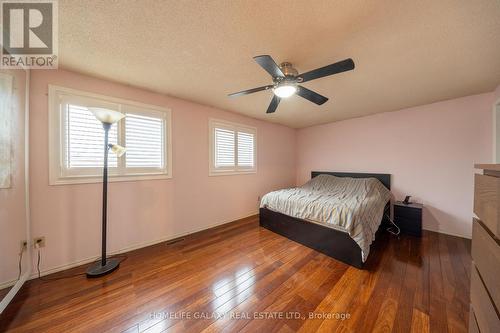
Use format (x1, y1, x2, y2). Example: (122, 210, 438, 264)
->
(259, 171, 391, 268)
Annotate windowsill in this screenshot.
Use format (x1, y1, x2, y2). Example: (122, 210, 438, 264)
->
(49, 173, 172, 185)
(209, 170, 257, 177)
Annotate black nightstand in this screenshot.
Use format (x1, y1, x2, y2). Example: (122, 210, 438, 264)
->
(394, 201, 423, 237)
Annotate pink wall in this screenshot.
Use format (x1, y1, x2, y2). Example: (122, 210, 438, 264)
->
(296, 93, 495, 238)
(29, 69, 296, 276)
(3, 67, 495, 285)
(0, 70, 27, 287)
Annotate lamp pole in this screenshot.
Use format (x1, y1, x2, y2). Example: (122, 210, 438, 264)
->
(101, 122, 111, 267)
(86, 121, 121, 278)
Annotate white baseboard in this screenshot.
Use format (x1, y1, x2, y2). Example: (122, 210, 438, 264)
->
(422, 226, 471, 239)
(28, 211, 259, 280)
(0, 278, 18, 291)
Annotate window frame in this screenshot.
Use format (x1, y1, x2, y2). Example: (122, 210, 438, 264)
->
(209, 118, 257, 176)
(48, 85, 172, 185)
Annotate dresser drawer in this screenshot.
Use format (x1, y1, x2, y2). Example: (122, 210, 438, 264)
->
(474, 174, 500, 238)
(470, 266, 500, 333)
(472, 218, 500, 311)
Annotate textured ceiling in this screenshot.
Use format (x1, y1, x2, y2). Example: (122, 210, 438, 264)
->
(59, 0, 500, 128)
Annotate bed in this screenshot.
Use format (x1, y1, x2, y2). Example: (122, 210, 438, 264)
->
(259, 171, 392, 268)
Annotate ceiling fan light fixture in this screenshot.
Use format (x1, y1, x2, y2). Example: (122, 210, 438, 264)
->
(228, 55, 355, 113)
(273, 84, 297, 98)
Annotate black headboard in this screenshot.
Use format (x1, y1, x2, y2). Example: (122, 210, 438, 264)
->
(311, 171, 391, 190)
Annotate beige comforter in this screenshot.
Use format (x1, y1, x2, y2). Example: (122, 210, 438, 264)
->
(260, 174, 391, 262)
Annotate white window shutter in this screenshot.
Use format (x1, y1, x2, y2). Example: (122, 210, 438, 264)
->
(66, 104, 118, 168)
(214, 127, 235, 167)
(237, 131, 254, 167)
(209, 119, 256, 175)
(49, 86, 172, 184)
(125, 113, 164, 168)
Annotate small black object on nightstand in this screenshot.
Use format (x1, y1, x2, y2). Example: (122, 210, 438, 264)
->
(394, 201, 423, 237)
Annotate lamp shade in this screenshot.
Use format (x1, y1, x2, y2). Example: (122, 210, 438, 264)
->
(109, 144, 126, 157)
(89, 107, 125, 124)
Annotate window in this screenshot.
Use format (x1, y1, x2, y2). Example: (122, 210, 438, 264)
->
(0, 73, 13, 188)
(209, 119, 256, 175)
(49, 85, 172, 185)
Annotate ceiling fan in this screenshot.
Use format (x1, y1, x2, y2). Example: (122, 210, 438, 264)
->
(228, 55, 355, 114)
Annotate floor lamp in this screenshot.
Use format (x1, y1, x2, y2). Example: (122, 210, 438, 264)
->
(86, 108, 126, 278)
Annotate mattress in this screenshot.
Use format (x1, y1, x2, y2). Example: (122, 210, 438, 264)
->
(260, 174, 391, 262)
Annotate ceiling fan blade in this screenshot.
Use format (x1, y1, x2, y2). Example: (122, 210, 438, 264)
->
(266, 95, 281, 113)
(299, 58, 355, 83)
(254, 55, 285, 78)
(296, 86, 328, 105)
(228, 85, 273, 97)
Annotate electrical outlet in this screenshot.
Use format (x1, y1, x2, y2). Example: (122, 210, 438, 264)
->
(34, 236, 45, 248)
(20, 240, 27, 252)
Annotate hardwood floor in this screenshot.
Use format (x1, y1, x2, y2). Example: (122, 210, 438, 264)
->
(0, 215, 471, 332)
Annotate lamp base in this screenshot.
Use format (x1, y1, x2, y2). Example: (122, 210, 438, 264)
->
(86, 258, 120, 278)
